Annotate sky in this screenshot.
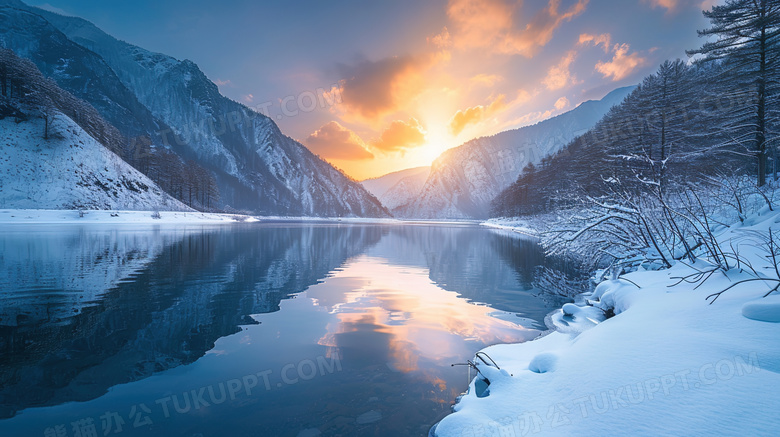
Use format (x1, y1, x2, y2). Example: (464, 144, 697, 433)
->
(33, 0, 718, 180)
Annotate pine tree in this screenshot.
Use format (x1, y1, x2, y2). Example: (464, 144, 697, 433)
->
(687, 0, 780, 186)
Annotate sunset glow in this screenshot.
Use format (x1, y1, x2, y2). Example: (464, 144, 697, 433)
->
(34, 0, 714, 180)
(311, 256, 538, 373)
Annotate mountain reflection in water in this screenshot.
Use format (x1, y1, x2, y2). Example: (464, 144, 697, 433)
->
(0, 222, 566, 436)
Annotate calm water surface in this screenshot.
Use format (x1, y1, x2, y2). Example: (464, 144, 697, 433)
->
(0, 222, 565, 437)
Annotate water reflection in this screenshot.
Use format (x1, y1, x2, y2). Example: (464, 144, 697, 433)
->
(314, 256, 538, 374)
(0, 223, 563, 436)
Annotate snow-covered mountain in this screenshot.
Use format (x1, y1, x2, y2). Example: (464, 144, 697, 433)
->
(0, 112, 188, 210)
(401, 86, 635, 219)
(0, 5, 164, 138)
(0, 1, 388, 217)
(361, 166, 430, 212)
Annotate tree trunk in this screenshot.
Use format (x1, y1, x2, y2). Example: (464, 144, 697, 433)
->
(757, 12, 768, 187)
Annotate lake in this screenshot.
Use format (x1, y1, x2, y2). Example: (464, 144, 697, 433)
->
(0, 222, 567, 437)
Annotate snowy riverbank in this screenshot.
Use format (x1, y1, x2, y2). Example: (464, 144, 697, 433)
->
(0, 209, 258, 224)
(435, 214, 780, 436)
(0, 209, 408, 225)
(481, 217, 541, 237)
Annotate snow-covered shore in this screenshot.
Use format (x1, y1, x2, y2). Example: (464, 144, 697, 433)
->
(481, 218, 541, 237)
(434, 215, 780, 436)
(0, 209, 408, 225)
(0, 209, 258, 224)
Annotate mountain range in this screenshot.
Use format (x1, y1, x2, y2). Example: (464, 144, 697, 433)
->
(0, 0, 635, 219)
(0, 0, 388, 217)
(361, 166, 430, 213)
(400, 86, 635, 219)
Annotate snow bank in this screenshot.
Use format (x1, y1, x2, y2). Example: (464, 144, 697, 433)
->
(481, 218, 540, 237)
(435, 213, 780, 436)
(0, 209, 411, 225)
(742, 295, 780, 323)
(0, 114, 188, 211)
(0, 209, 256, 224)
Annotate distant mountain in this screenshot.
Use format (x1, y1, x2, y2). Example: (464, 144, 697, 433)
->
(0, 112, 187, 210)
(0, 1, 388, 217)
(361, 166, 430, 212)
(401, 86, 635, 219)
(491, 60, 750, 218)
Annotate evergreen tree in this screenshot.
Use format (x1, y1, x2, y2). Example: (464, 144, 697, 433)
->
(688, 0, 780, 186)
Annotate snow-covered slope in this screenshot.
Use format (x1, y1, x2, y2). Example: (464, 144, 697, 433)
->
(434, 210, 780, 437)
(0, 1, 388, 217)
(361, 166, 430, 212)
(381, 170, 431, 212)
(402, 87, 635, 219)
(362, 166, 430, 199)
(0, 113, 188, 210)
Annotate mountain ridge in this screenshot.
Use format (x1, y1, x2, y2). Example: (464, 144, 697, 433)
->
(361, 166, 431, 212)
(400, 86, 636, 219)
(0, 0, 389, 217)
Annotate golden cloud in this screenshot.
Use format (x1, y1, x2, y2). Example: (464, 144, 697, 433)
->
(504, 0, 589, 56)
(304, 121, 374, 160)
(447, 0, 588, 57)
(428, 26, 452, 50)
(578, 33, 612, 52)
(644, 0, 714, 13)
(580, 34, 648, 81)
(647, 0, 678, 9)
(470, 73, 504, 87)
(334, 55, 427, 122)
(427, 27, 454, 63)
(449, 94, 507, 136)
(371, 118, 427, 153)
(447, 0, 514, 49)
(554, 96, 570, 110)
(595, 43, 648, 81)
(543, 50, 579, 90)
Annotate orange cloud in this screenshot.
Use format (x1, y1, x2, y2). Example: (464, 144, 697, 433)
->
(504, 0, 589, 56)
(304, 121, 374, 160)
(502, 91, 574, 128)
(647, 0, 678, 9)
(644, 0, 713, 13)
(335, 55, 427, 121)
(447, 0, 514, 49)
(470, 73, 503, 87)
(372, 118, 427, 153)
(427, 27, 454, 63)
(447, 0, 588, 57)
(595, 43, 648, 81)
(554, 96, 570, 110)
(580, 34, 648, 81)
(543, 50, 579, 90)
(516, 89, 532, 104)
(449, 94, 507, 135)
(578, 33, 612, 52)
(428, 26, 452, 50)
